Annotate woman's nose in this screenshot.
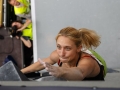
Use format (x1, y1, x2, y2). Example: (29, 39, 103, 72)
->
(59, 49, 65, 56)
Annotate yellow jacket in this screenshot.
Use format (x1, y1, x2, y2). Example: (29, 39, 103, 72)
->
(14, 0, 30, 15)
(22, 22, 32, 40)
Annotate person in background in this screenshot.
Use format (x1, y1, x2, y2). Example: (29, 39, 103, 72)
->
(8, 0, 31, 32)
(21, 27, 107, 81)
(11, 20, 33, 67)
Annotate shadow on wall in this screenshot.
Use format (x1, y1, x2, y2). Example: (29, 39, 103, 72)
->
(107, 68, 120, 73)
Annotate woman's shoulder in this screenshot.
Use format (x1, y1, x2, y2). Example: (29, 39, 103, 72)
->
(50, 50, 59, 63)
(81, 51, 91, 58)
(79, 52, 96, 65)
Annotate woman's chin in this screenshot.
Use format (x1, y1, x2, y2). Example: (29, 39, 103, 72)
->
(59, 58, 69, 63)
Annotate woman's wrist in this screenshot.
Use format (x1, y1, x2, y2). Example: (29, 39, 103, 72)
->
(21, 69, 25, 74)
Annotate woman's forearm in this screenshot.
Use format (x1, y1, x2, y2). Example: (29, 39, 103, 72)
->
(19, 19, 31, 31)
(21, 61, 45, 74)
(20, 37, 31, 48)
(60, 67, 84, 81)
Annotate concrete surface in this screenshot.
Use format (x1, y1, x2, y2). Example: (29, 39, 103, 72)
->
(105, 68, 120, 81)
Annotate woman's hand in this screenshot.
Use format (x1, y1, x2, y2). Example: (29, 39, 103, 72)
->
(17, 29, 22, 31)
(39, 58, 62, 77)
(15, 36, 20, 39)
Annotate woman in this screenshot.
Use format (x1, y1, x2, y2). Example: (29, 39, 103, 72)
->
(11, 21, 33, 48)
(12, 21, 33, 67)
(21, 27, 107, 81)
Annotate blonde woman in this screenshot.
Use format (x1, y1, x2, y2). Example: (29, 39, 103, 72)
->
(21, 27, 107, 81)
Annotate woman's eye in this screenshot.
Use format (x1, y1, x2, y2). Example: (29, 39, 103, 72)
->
(66, 48, 71, 51)
(57, 46, 61, 49)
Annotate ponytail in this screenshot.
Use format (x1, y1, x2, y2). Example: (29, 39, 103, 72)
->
(78, 28, 101, 49)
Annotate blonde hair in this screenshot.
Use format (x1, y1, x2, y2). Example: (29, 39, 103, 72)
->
(56, 27, 101, 49)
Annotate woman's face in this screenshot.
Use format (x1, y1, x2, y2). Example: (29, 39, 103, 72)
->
(9, 0, 20, 6)
(56, 36, 81, 63)
(12, 22, 22, 29)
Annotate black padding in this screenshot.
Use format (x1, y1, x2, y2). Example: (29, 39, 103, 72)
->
(0, 61, 29, 81)
(0, 34, 4, 40)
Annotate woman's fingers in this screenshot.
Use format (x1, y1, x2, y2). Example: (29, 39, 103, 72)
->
(38, 58, 45, 66)
(38, 58, 57, 76)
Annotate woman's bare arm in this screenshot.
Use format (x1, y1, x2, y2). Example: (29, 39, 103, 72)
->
(20, 37, 31, 48)
(44, 58, 96, 81)
(21, 50, 58, 74)
(60, 58, 98, 81)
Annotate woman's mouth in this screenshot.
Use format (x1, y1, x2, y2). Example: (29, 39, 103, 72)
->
(59, 57, 67, 60)
(59, 57, 70, 61)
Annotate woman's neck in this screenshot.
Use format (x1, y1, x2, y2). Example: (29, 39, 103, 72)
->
(66, 52, 82, 67)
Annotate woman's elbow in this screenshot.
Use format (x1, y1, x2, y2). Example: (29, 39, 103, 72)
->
(25, 42, 32, 48)
(27, 19, 32, 23)
(27, 44, 32, 48)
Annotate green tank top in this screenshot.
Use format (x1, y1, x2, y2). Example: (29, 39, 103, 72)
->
(89, 50, 107, 77)
(22, 23, 32, 40)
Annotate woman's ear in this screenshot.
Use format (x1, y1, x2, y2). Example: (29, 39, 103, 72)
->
(77, 45, 82, 52)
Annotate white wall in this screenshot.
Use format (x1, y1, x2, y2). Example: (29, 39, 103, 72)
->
(31, 0, 120, 69)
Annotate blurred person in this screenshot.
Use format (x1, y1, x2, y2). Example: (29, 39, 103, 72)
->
(11, 20, 33, 67)
(8, 0, 31, 32)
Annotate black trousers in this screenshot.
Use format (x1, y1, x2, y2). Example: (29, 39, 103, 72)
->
(23, 40, 33, 67)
